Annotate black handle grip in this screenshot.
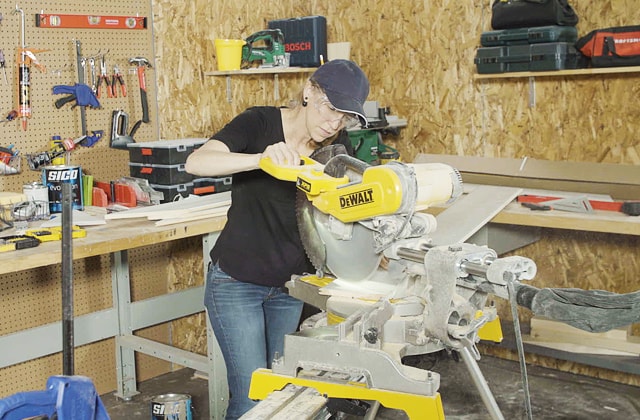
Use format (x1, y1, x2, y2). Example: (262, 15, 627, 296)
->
(140, 88, 149, 123)
(129, 119, 143, 139)
(55, 95, 76, 109)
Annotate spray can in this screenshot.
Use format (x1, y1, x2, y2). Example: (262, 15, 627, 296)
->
(50, 135, 66, 165)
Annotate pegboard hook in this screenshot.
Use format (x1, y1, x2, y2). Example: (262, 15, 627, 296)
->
(13, 5, 25, 49)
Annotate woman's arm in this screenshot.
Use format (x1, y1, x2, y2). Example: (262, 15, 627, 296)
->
(185, 139, 260, 177)
(185, 139, 302, 177)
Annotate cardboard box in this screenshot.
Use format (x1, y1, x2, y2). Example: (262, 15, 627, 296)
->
(414, 154, 640, 200)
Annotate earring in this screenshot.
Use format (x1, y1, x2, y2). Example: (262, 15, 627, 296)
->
(302, 97, 308, 107)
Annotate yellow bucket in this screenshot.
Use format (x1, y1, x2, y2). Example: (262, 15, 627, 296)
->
(215, 39, 246, 71)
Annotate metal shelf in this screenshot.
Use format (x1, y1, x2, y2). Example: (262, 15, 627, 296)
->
(205, 67, 317, 102)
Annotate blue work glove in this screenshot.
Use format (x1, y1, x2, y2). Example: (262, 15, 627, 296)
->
(52, 83, 101, 108)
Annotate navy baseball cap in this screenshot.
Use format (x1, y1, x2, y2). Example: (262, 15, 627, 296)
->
(311, 59, 370, 127)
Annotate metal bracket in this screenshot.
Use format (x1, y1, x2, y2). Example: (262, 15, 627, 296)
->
(528, 76, 536, 108)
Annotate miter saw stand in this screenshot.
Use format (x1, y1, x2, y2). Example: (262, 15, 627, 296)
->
(243, 242, 536, 420)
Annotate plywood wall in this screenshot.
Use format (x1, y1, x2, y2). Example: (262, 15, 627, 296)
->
(153, 0, 640, 386)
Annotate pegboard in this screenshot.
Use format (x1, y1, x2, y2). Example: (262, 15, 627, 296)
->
(0, 0, 165, 398)
(0, 0, 159, 194)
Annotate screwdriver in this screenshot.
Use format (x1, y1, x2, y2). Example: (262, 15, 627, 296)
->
(0, 49, 6, 84)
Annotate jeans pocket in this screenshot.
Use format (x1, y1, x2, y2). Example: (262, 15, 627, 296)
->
(208, 261, 236, 284)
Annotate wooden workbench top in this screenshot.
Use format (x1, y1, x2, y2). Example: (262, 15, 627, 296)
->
(0, 216, 227, 275)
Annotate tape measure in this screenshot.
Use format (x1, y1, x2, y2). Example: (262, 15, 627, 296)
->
(0, 235, 41, 252)
(25, 226, 86, 242)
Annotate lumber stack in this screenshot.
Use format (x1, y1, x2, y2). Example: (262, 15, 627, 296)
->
(104, 192, 231, 226)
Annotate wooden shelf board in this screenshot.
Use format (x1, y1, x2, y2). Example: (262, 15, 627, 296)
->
(474, 65, 640, 80)
(205, 67, 317, 76)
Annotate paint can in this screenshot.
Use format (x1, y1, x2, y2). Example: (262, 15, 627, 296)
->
(151, 394, 193, 420)
(42, 165, 83, 213)
(22, 181, 50, 218)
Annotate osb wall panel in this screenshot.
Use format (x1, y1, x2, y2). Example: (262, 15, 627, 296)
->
(151, 0, 639, 385)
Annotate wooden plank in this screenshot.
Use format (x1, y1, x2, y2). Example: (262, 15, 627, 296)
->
(154, 208, 229, 226)
(104, 192, 231, 220)
(146, 200, 230, 220)
(204, 67, 317, 76)
(474, 65, 640, 80)
(524, 317, 640, 356)
(429, 185, 522, 245)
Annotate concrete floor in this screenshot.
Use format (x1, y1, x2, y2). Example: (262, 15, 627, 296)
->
(101, 351, 640, 419)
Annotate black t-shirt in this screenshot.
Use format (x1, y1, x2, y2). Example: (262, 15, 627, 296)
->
(209, 106, 352, 287)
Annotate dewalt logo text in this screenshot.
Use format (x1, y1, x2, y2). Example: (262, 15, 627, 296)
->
(297, 178, 312, 193)
(339, 188, 374, 209)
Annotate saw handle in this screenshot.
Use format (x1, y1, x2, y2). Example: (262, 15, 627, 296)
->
(259, 155, 322, 181)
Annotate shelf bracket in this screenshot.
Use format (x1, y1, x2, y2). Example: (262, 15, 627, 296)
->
(273, 74, 280, 101)
(225, 75, 232, 103)
(528, 76, 536, 108)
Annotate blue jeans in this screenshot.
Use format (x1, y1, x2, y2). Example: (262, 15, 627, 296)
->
(204, 262, 303, 420)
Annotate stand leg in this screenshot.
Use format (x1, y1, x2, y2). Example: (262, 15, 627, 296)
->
(458, 346, 504, 420)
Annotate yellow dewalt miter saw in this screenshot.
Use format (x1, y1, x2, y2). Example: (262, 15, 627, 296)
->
(244, 147, 640, 420)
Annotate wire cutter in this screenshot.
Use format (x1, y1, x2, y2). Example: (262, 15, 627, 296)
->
(96, 55, 113, 98)
(111, 64, 127, 97)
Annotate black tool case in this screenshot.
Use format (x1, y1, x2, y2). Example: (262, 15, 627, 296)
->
(475, 42, 587, 74)
(268, 16, 327, 67)
(127, 138, 207, 165)
(481, 25, 578, 47)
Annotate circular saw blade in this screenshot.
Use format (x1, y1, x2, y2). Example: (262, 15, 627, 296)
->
(296, 150, 381, 281)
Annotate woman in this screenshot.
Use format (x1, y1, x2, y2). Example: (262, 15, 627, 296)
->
(185, 59, 370, 419)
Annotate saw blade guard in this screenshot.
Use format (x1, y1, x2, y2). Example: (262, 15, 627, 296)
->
(295, 155, 463, 282)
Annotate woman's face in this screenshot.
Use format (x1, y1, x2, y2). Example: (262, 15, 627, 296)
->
(305, 85, 358, 142)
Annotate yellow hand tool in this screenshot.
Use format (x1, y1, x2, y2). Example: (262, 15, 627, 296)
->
(0, 235, 41, 252)
(25, 226, 86, 242)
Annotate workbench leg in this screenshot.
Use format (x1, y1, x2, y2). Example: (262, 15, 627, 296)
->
(203, 232, 228, 419)
(111, 250, 139, 400)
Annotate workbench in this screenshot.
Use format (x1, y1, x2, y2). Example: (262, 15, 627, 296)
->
(0, 215, 229, 419)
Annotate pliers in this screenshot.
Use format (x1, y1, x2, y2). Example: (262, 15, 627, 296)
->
(96, 55, 113, 99)
(111, 65, 127, 98)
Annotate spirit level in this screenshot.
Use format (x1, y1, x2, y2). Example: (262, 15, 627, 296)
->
(36, 14, 147, 30)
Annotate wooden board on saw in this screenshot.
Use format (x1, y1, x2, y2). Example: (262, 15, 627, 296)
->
(428, 184, 522, 246)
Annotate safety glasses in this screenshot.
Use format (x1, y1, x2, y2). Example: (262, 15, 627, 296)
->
(313, 96, 360, 129)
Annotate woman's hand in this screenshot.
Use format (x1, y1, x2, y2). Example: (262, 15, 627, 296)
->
(261, 142, 301, 166)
